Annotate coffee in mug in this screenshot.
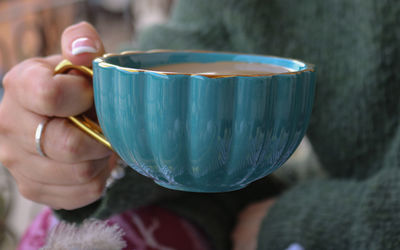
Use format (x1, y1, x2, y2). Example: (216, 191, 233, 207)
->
(147, 61, 291, 75)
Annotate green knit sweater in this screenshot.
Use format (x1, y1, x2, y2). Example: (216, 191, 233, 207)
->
(57, 0, 400, 249)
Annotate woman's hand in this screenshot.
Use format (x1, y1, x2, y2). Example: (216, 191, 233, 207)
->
(232, 198, 276, 250)
(0, 22, 113, 210)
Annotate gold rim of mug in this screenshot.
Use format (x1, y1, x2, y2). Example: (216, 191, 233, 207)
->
(94, 50, 315, 79)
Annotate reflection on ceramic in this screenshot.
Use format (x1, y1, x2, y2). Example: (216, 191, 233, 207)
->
(58, 51, 316, 192)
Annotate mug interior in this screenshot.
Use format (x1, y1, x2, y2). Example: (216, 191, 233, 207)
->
(102, 51, 310, 74)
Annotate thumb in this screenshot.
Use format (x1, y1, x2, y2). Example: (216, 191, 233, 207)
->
(61, 21, 105, 67)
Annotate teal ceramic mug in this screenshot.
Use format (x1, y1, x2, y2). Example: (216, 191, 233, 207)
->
(54, 50, 316, 192)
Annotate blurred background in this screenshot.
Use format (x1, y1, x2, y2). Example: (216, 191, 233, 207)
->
(0, 0, 322, 249)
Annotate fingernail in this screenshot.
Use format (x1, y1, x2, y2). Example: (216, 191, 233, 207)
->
(71, 37, 98, 55)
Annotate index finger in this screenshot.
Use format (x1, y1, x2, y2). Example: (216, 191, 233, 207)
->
(3, 55, 94, 117)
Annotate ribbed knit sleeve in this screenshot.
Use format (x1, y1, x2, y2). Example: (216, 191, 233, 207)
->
(257, 70, 400, 249)
(258, 164, 400, 249)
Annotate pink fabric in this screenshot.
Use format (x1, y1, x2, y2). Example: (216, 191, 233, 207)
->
(18, 208, 58, 250)
(18, 206, 211, 250)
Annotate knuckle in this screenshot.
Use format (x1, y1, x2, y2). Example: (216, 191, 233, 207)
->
(18, 183, 40, 201)
(11, 58, 62, 115)
(87, 179, 105, 199)
(0, 145, 15, 169)
(0, 107, 9, 134)
(74, 161, 96, 183)
(59, 123, 83, 161)
(2, 69, 13, 90)
(3, 58, 42, 91)
(32, 77, 62, 115)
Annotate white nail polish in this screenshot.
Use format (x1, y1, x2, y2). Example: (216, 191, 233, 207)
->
(71, 37, 98, 55)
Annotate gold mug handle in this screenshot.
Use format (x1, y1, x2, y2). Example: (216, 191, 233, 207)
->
(54, 60, 112, 150)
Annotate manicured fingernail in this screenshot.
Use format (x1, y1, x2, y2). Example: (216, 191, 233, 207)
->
(71, 37, 98, 55)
